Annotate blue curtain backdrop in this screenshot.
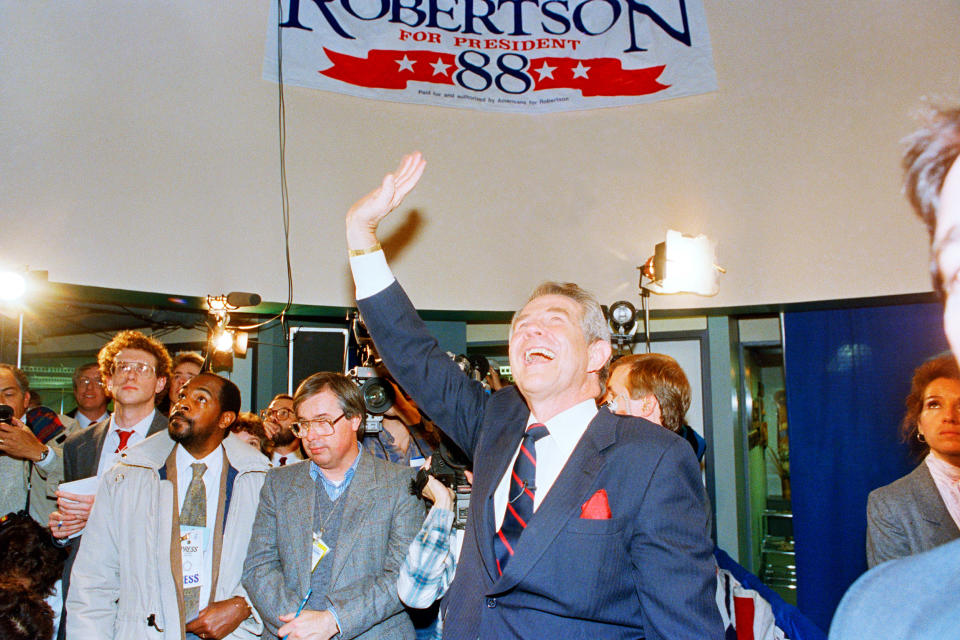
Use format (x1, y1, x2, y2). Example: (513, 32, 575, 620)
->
(783, 302, 948, 631)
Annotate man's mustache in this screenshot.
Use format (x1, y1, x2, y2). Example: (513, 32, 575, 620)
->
(170, 411, 193, 428)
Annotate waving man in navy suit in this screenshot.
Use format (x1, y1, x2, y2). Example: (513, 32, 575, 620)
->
(345, 152, 723, 640)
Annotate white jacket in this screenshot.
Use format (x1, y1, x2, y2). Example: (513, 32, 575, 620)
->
(67, 431, 268, 640)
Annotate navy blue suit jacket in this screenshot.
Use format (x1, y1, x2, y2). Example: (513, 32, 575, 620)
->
(358, 281, 722, 640)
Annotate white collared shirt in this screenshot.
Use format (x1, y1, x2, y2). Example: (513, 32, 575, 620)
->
(271, 448, 306, 467)
(96, 410, 158, 477)
(175, 443, 224, 610)
(76, 410, 109, 431)
(492, 400, 597, 529)
(926, 453, 960, 530)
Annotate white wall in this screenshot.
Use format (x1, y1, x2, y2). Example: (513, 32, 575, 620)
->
(3, 2, 957, 311)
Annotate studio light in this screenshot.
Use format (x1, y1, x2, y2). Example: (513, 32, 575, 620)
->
(0, 270, 26, 302)
(233, 330, 248, 356)
(213, 328, 235, 353)
(205, 291, 259, 370)
(641, 230, 724, 296)
(608, 231, 726, 354)
(606, 300, 638, 354)
(608, 300, 637, 334)
(0, 267, 46, 367)
(211, 328, 250, 356)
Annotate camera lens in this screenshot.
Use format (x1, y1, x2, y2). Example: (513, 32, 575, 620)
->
(360, 377, 395, 414)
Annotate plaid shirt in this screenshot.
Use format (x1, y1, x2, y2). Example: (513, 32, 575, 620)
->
(398, 504, 459, 611)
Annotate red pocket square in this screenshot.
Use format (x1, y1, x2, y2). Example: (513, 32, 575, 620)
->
(580, 489, 612, 519)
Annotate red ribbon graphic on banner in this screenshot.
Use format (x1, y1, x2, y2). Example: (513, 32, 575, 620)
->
(319, 48, 669, 97)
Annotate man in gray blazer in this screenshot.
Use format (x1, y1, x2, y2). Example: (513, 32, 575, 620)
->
(243, 372, 422, 640)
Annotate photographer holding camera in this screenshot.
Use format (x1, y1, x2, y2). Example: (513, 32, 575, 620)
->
(399, 443, 474, 640)
(362, 379, 437, 468)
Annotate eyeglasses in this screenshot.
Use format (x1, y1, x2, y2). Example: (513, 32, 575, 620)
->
(111, 361, 156, 378)
(259, 407, 295, 422)
(76, 377, 104, 388)
(290, 413, 345, 438)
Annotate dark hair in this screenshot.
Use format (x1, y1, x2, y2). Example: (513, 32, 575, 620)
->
(230, 412, 272, 455)
(0, 364, 29, 395)
(901, 354, 960, 457)
(293, 372, 366, 436)
(0, 513, 68, 598)
(198, 373, 241, 419)
(609, 353, 691, 432)
(902, 104, 960, 295)
(271, 393, 294, 405)
(98, 330, 173, 385)
(0, 580, 53, 640)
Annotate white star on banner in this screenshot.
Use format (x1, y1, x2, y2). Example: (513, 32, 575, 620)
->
(430, 58, 451, 76)
(572, 61, 590, 79)
(534, 62, 556, 80)
(396, 56, 416, 72)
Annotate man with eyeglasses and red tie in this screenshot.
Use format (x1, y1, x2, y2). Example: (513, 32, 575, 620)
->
(51, 329, 172, 639)
(243, 371, 422, 640)
(260, 393, 306, 467)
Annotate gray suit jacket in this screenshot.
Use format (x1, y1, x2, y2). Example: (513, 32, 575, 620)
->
(242, 449, 423, 640)
(830, 536, 960, 639)
(866, 461, 960, 568)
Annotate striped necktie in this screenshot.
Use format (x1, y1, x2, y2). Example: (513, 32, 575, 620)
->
(494, 423, 549, 576)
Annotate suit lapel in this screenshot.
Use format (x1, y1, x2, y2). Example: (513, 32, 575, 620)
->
(289, 464, 317, 594)
(329, 451, 376, 586)
(147, 411, 167, 436)
(83, 419, 112, 478)
(494, 409, 617, 592)
(913, 463, 959, 531)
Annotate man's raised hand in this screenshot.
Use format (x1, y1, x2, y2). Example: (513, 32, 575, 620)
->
(346, 152, 426, 251)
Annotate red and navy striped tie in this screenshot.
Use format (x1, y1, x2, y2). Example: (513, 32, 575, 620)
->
(494, 422, 550, 576)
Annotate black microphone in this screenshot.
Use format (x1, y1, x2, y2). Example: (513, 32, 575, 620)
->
(226, 292, 261, 308)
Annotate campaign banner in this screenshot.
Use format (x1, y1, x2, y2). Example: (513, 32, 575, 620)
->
(263, 0, 717, 113)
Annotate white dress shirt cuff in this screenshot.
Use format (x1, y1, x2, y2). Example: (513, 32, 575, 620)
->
(36, 446, 58, 470)
(350, 250, 395, 300)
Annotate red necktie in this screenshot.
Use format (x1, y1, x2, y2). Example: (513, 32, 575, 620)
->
(278, 456, 287, 466)
(115, 430, 134, 453)
(494, 423, 549, 576)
